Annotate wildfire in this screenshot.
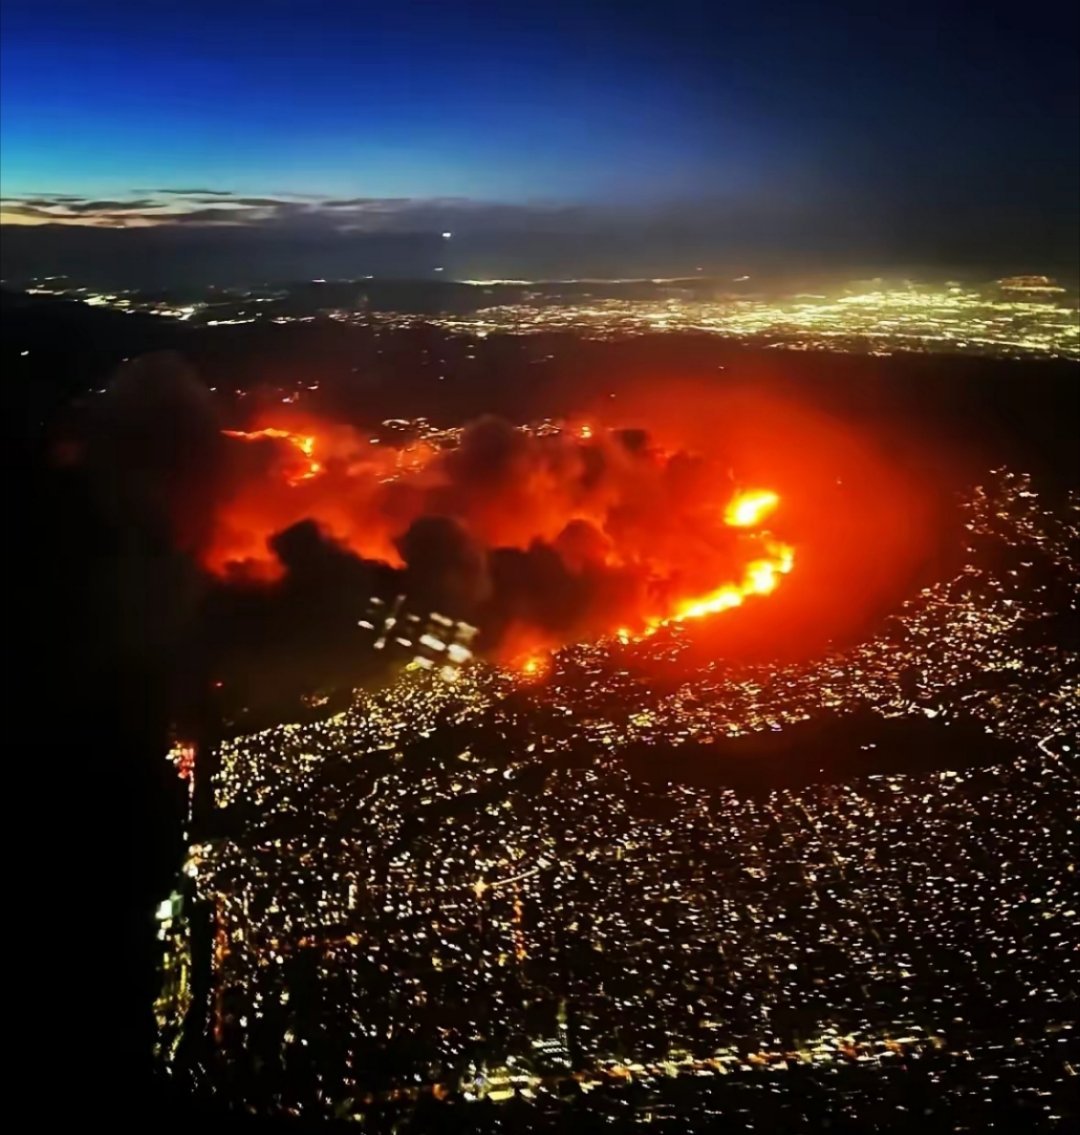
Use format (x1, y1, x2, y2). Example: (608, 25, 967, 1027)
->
(212, 416, 797, 660)
(724, 489, 779, 527)
(668, 543, 794, 624)
(222, 427, 323, 485)
(647, 495, 794, 630)
(514, 490, 794, 675)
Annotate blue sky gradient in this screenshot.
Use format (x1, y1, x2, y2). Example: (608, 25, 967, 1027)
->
(1, 0, 1076, 277)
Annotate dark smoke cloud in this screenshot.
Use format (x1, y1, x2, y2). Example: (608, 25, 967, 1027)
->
(205, 521, 398, 709)
(70, 353, 224, 662)
(87, 352, 223, 552)
(398, 516, 492, 616)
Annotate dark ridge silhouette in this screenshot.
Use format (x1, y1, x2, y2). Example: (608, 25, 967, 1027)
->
(621, 709, 1017, 795)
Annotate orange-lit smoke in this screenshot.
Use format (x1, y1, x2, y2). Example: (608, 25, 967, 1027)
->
(205, 412, 796, 655)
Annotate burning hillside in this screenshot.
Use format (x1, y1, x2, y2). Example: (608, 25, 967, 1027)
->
(208, 414, 795, 660)
(69, 354, 935, 689)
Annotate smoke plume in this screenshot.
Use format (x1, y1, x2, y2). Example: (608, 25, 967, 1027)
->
(204, 406, 803, 659)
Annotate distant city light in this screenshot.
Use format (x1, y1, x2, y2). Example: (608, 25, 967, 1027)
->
(20, 277, 1077, 360)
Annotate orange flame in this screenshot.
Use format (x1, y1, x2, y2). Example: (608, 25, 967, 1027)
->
(724, 489, 780, 527)
(615, 490, 794, 640)
(222, 427, 323, 485)
(658, 490, 792, 626)
(213, 420, 797, 654)
(667, 541, 794, 624)
(517, 652, 552, 678)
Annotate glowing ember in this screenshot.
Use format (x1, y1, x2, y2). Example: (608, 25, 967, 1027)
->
(167, 741, 197, 782)
(519, 654, 549, 677)
(724, 489, 780, 527)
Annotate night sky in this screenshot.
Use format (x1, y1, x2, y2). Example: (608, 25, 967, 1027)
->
(2, 0, 1077, 281)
